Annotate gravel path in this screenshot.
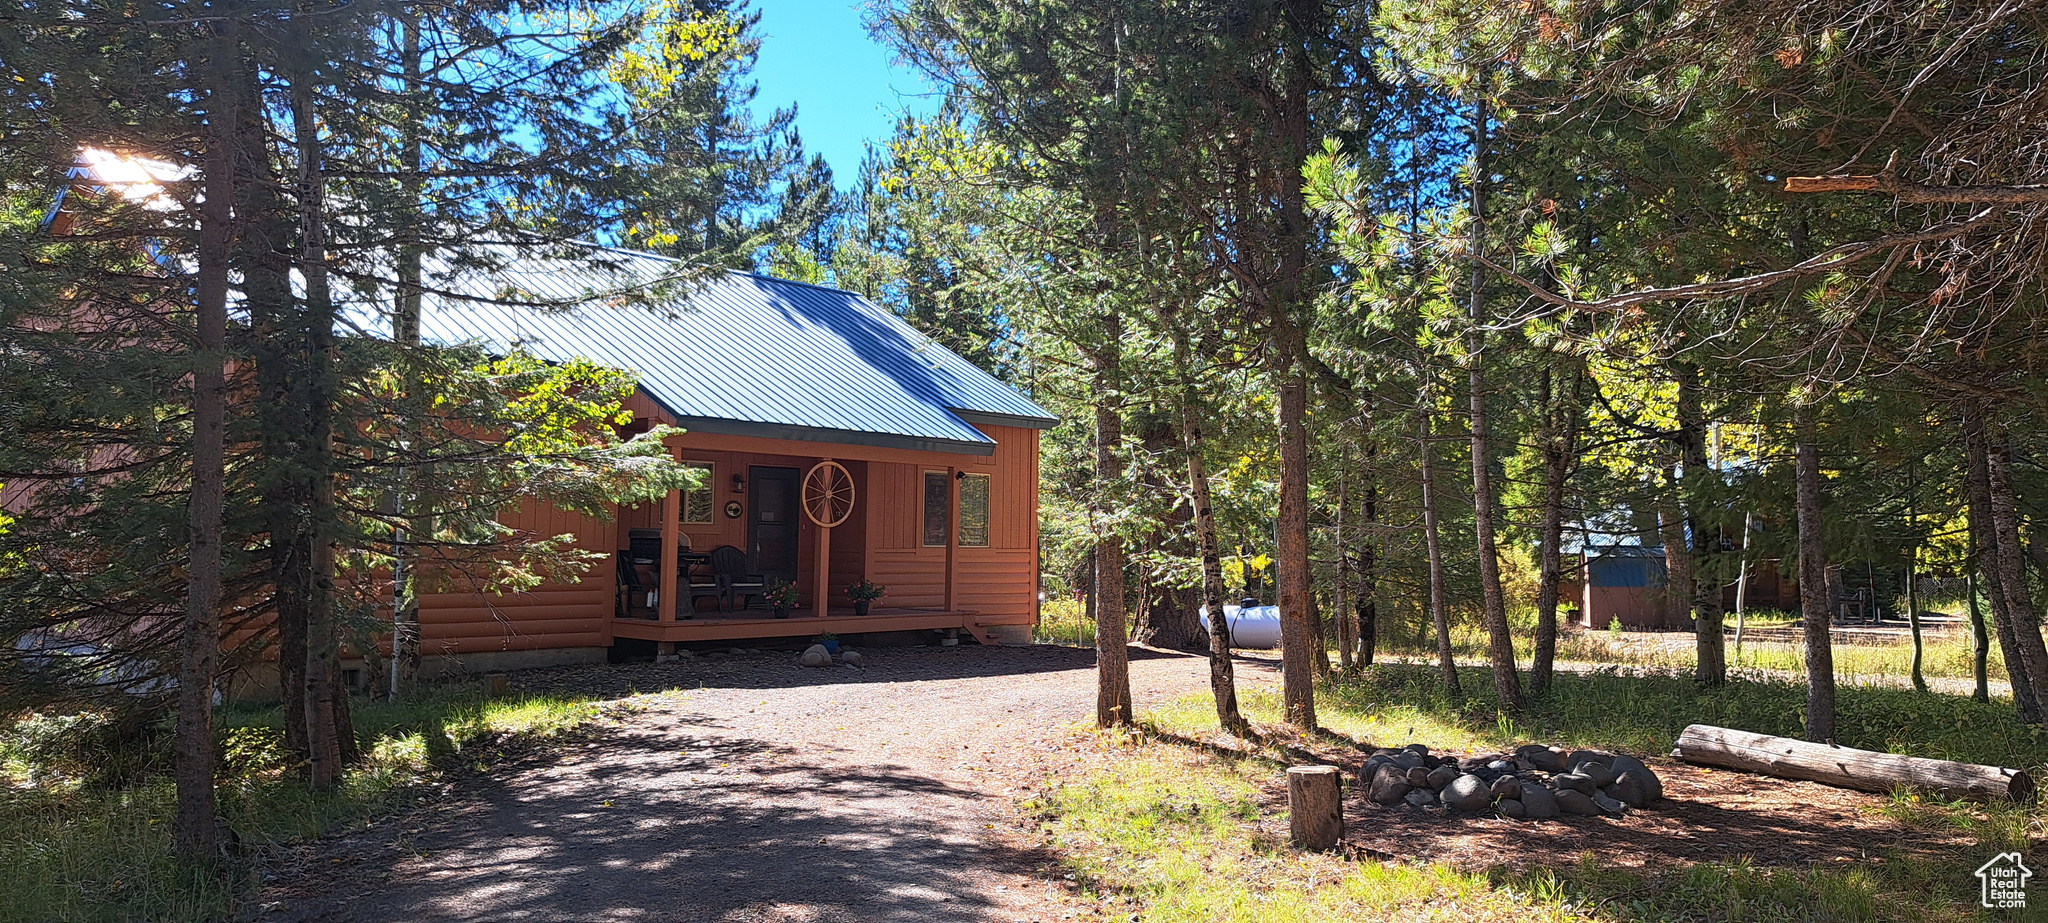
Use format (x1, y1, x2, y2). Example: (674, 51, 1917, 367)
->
(262, 645, 1278, 923)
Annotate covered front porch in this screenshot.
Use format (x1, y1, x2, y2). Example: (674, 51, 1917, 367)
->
(607, 418, 1037, 648)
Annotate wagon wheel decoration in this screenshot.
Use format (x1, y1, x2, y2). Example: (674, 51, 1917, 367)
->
(801, 460, 855, 528)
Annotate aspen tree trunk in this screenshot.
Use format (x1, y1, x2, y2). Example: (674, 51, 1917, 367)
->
(174, 35, 236, 860)
(1967, 566, 1991, 703)
(1418, 398, 1461, 698)
(1984, 435, 2048, 716)
(1177, 337, 1248, 734)
(1964, 412, 2038, 721)
(1466, 106, 1523, 712)
(1092, 310, 1132, 728)
(1794, 403, 1836, 742)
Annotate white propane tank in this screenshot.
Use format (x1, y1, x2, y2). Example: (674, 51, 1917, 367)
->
(1198, 599, 1283, 649)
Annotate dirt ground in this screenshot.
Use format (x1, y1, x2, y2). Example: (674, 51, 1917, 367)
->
(258, 645, 1255, 923)
(257, 644, 1963, 922)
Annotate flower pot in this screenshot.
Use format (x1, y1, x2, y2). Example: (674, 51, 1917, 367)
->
(852, 600, 871, 616)
(822, 639, 840, 654)
(772, 606, 789, 619)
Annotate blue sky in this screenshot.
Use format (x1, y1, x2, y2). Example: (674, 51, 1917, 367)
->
(749, 0, 940, 186)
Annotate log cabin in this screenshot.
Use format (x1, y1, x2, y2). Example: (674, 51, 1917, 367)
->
(401, 246, 1057, 672)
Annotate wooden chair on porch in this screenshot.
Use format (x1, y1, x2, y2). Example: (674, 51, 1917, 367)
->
(709, 545, 766, 612)
(616, 552, 657, 620)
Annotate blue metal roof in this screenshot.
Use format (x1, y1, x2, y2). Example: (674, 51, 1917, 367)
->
(401, 245, 1055, 455)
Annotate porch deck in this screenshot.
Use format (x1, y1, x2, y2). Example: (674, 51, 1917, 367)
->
(609, 606, 1013, 643)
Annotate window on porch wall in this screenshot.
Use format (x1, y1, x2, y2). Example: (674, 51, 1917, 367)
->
(923, 471, 949, 546)
(958, 473, 989, 547)
(682, 462, 714, 524)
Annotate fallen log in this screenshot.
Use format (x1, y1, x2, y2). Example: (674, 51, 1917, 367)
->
(1671, 724, 2032, 802)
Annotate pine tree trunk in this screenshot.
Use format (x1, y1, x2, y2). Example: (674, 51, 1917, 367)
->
(1092, 311, 1132, 728)
(1963, 411, 2038, 721)
(389, 10, 427, 694)
(1335, 469, 1353, 671)
(1656, 470, 1693, 630)
(1357, 436, 1379, 667)
(1134, 418, 1205, 650)
(1678, 365, 1725, 685)
(1272, 6, 1319, 729)
(1276, 340, 1316, 728)
(1906, 546, 1926, 693)
(1418, 399, 1462, 698)
(1531, 366, 1578, 695)
(1465, 107, 1523, 712)
(174, 44, 236, 860)
(294, 72, 352, 787)
(1794, 403, 1836, 742)
(1176, 329, 1247, 735)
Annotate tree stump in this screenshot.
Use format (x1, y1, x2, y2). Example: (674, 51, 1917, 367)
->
(485, 672, 509, 697)
(1287, 765, 1343, 850)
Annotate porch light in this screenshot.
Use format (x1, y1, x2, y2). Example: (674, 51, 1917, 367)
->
(730, 473, 746, 493)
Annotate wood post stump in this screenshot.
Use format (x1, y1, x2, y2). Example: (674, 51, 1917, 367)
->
(484, 672, 509, 697)
(1287, 765, 1343, 850)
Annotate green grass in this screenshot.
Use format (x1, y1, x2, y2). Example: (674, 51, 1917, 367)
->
(1031, 666, 2048, 922)
(1034, 598, 1097, 646)
(0, 684, 605, 923)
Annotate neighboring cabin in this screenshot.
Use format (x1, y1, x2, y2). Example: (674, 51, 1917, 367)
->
(399, 248, 1056, 672)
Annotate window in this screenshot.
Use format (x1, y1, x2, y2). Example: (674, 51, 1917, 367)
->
(922, 471, 950, 546)
(682, 461, 714, 524)
(958, 473, 989, 547)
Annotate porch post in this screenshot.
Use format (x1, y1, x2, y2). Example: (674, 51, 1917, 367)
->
(815, 516, 831, 618)
(658, 444, 680, 623)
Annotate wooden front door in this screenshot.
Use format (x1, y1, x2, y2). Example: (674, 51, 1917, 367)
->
(747, 466, 801, 585)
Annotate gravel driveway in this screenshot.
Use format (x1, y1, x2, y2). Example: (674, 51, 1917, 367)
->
(262, 645, 1277, 923)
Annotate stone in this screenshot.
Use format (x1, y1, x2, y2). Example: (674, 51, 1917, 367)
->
(1442, 773, 1493, 812)
(799, 645, 832, 668)
(1616, 766, 1662, 802)
(1391, 752, 1426, 771)
(1497, 798, 1526, 818)
(1425, 766, 1459, 791)
(745, 648, 762, 655)
(675, 649, 697, 659)
(1406, 766, 1432, 787)
(1553, 772, 1598, 795)
(729, 647, 748, 656)
(1565, 750, 1611, 770)
(1402, 743, 1430, 756)
(1404, 788, 1439, 808)
(1486, 760, 1515, 774)
(1369, 765, 1412, 805)
(1555, 789, 1600, 816)
(1609, 754, 1650, 777)
(1519, 746, 1568, 773)
(1606, 775, 1646, 808)
(1518, 784, 1560, 819)
(1490, 775, 1521, 800)
(1574, 760, 1617, 787)
(1458, 756, 1492, 772)
(841, 650, 864, 667)
(1591, 791, 1629, 815)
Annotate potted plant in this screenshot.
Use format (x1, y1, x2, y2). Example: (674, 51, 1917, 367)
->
(817, 631, 840, 655)
(763, 579, 800, 618)
(847, 579, 887, 616)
